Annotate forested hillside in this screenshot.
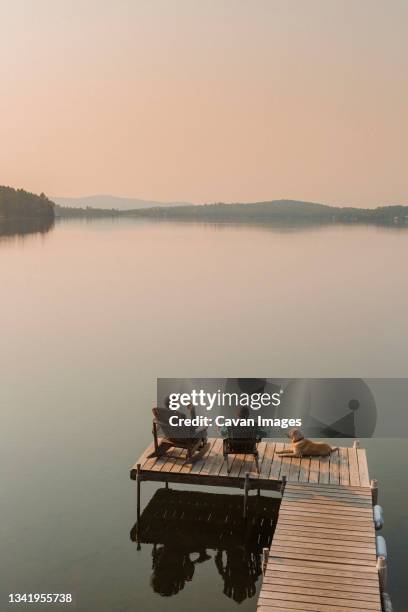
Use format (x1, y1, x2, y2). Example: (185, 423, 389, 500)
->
(0, 186, 55, 219)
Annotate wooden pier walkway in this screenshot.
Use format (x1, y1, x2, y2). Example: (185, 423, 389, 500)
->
(259, 482, 381, 611)
(131, 439, 383, 611)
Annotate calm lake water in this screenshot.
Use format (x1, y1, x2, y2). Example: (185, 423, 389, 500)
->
(1, 218, 408, 611)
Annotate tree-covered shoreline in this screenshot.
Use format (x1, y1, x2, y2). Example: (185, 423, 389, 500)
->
(124, 200, 408, 226)
(0, 186, 55, 220)
(55, 198, 408, 227)
(2, 186, 407, 227)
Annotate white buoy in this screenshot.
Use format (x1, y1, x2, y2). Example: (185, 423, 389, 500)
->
(373, 505, 384, 530)
(376, 535, 387, 559)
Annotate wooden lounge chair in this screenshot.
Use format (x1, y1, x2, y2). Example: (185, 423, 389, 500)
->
(223, 426, 260, 474)
(151, 407, 207, 462)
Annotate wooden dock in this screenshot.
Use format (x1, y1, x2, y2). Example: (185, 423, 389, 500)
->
(130, 438, 371, 488)
(130, 439, 384, 611)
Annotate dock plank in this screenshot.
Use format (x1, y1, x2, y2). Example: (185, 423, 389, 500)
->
(279, 443, 293, 480)
(339, 447, 350, 485)
(165, 447, 185, 471)
(329, 449, 340, 484)
(265, 561, 378, 580)
(272, 536, 375, 553)
(357, 448, 370, 487)
(284, 482, 371, 496)
(298, 456, 310, 483)
(238, 450, 259, 478)
(260, 578, 379, 598)
(254, 441, 267, 479)
(190, 439, 217, 473)
(288, 455, 301, 481)
(274, 526, 375, 543)
(258, 441, 274, 480)
(269, 442, 284, 479)
(281, 493, 371, 505)
(141, 453, 159, 472)
(258, 593, 380, 611)
(270, 546, 375, 565)
(228, 453, 246, 477)
(262, 572, 379, 592)
(218, 450, 235, 477)
(319, 455, 330, 484)
(348, 447, 361, 486)
(279, 501, 372, 515)
(259, 589, 380, 609)
(208, 438, 225, 476)
(200, 438, 223, 475)
(277, 516, 372, 531)
(149, 450, 175, 472)
(308, 456, 320, 483)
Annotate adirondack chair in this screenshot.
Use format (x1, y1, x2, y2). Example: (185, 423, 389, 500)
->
(223, 425, 260, 474)
(151, 407, 207, 461)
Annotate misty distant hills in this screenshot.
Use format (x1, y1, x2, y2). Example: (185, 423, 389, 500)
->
(124, 199, 408, 225)
(53, 197, 408, 226)
(52, 195, 191, 210)
(125, 199, 336, 220)
(4, 184, 407, 228)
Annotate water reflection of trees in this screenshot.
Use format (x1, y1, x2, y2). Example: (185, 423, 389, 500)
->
(130, 488, 279, 603)
(0, 217, 54, 241)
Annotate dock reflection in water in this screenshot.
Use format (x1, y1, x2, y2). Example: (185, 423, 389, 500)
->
(130, 488, 280, 604)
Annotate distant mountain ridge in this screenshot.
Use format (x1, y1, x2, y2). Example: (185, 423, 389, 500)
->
(124, 198, 408, 225)
(52, 195, 192, 210)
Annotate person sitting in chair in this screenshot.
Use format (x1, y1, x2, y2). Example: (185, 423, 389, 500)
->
(151, 396, 207, 461)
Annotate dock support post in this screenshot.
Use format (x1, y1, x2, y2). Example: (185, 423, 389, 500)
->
(262, 548, 269, 574)
(136, 463, 142, 550)
(152, 422, 159, 456)
(165, 481, 169, 489)
(353, 439, 360, 448)
(371, 479, 378, 505)
(243, 472, 250, 518)
(280, 475, 287, 495)
(377, 555, 387, 591)
(136, 464, 141, 523)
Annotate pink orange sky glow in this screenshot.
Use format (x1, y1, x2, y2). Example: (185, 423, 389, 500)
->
(0, 0, 407, 207)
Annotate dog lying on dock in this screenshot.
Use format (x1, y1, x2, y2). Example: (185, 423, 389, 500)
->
(276, 427, 338, 457)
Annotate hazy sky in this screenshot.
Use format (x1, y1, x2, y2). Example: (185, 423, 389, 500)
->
(1, 0, 407, 207)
